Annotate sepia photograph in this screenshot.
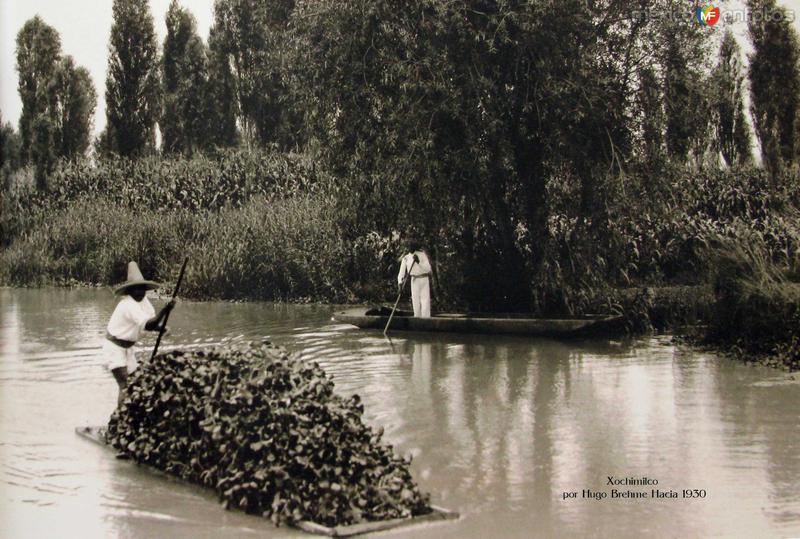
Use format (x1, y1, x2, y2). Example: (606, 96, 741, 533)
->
(1, 0, 800, 537)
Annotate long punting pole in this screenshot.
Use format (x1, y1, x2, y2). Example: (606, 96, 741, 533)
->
(384, 259, 415, 336)
(150, 257, 189, 360)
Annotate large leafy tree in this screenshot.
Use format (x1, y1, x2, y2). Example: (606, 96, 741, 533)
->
(50, 56, 97, 159)
(747, 0, 800, 175)
(637, 66, 667, 165)
(106, 0, 161, 156)
(616, 2, 713, 170)
(662, 24, 712, 164)
(713, 31, 752, 167)
(162, 1, 209, 154)
(15, 16, 61, 164)
(290, 0, 637, 311)
(16, 18, 96, 188)
(205, 23, 239, 148)
(31, 114, 56, 187)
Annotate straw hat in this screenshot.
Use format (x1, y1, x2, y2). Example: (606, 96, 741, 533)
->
(113, 261, 160, 295)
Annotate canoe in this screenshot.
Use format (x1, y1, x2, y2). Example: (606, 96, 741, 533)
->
(333, 306, 625, 338)
(75, 426, 458, 537)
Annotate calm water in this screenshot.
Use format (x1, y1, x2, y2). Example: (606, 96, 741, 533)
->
(1, 288, 799, 538)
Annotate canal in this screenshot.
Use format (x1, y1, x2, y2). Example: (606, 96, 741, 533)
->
(1, 288, 799, 538)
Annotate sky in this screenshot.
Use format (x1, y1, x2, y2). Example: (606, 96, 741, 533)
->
(0, 0, 215, 135)
(1, 0, 800, 136)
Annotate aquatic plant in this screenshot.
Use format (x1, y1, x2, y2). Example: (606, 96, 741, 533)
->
(106, 341, 432, 526)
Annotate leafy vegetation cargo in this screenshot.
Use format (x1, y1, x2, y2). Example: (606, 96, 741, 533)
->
(107, 341, 432, 527)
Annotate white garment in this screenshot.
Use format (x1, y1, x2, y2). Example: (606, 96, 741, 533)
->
(398, 251, 432, 317)
(397, 251, 432, 281)
(105, 296, 155, 372)
(107, 296, 155, 341)
(103, 339, 138, 373)
(410, 275, 431, 317)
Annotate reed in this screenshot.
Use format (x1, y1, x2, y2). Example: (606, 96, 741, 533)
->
(0, 195, 356, 302)
(707, 231, 800, 362)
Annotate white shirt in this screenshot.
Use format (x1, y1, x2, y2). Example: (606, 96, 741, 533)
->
(106, 296, 155, 342)
(398, 250, 432, 284)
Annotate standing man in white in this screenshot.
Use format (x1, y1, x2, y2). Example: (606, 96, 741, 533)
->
(397, 238, 433, 317)
(104, 261, 174, 404)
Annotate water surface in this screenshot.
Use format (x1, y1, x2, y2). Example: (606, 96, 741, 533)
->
(1, 288, 799, 538)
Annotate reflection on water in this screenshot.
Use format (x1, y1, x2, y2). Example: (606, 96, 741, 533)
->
(1, 288, 800, 538)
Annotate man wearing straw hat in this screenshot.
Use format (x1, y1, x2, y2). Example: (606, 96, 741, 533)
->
(104, 261, 175, 404)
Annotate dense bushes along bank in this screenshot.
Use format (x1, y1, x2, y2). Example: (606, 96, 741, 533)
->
(704, 234, 800, 371)
(2, 152, 799, 308)
(1, 149, 330, 245)
(1, 195, 362, 303)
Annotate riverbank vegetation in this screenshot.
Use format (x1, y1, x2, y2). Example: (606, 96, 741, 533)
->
(2, 0, 800, 369)
(705, 233, 800, 370)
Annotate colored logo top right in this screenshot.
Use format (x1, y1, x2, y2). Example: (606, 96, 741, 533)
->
(696, 5, 721, 26)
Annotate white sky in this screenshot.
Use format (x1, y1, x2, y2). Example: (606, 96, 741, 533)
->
(1, 0, 800, 136)
(0, 0, 215, 134)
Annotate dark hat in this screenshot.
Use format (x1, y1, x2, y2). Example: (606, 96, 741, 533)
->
(113, 261, 160, 296)
(406, 236, 422, 251)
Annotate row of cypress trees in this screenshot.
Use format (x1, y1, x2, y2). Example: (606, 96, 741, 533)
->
(2, 1, 799, 174)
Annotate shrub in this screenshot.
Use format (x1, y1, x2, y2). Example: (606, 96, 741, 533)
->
(181, 194, 353, 301)
(1, 148, 331, 249)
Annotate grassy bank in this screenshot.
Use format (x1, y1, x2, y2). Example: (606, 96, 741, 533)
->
(0, 195, 363, 303)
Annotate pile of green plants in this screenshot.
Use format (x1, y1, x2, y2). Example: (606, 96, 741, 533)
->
(106, 341, 431, 526)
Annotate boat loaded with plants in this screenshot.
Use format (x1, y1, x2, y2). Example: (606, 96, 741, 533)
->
(77, 340, 458, 535)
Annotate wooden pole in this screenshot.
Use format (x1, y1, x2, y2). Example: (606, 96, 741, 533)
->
(150, 257, 189, 360)
(384, 259, 415, 336)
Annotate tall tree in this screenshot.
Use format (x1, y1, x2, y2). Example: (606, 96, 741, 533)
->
(206, 24, 238, 148)
(747, 0, 800, 175)
(106, 0, 161, 156)
(662, 29, 711, 164)
(162, 1, 209, 153)
(50, 56, 97, 159)
(713, 31, 752, 167)
(15, 16, 61, 164)
(209, 0, 297, 148)
(290, 0, 639, 311)
(31, 114, 56, 189)
(1, 112, 23, 183)
(637, 66, 666, 165)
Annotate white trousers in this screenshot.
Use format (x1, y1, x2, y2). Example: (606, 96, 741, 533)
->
(410, 275, 431, 317)
(103, 339, 138, 373)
